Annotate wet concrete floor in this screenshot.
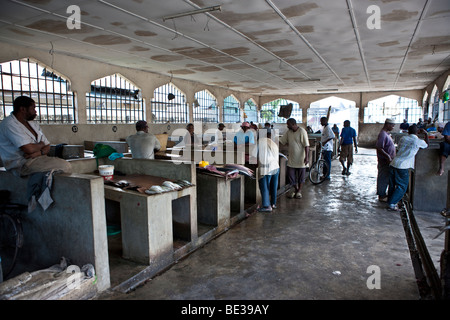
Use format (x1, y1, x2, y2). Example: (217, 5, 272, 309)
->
(96, 147, 445, 300)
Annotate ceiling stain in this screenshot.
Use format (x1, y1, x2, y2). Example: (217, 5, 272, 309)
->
(185, 63, 205, 68)
(170, 69, 196, 75)
(280, 3, 319, 19)
(83, 35, 131, 45)
(295, 25, 314, 33)
(27, 19, 94, 34)
(257, 39, 293, 48)
(173, 48, 224, 61)
(23, 0, 52, 4)
(193, 66, 222, 72)
(134, 30, 157, 37)
(201, 56, 235, 64)
(222, 47, 250, 56)
(7, 28, 34, 37)
(129, 46, 150, 52)
(378, 41, 400, 47)
(218, 10, 279, 26)
(286, 58, 314, 64)
(111, 22, 124, 27)
(272, 50, 297, 58)
(222, 63, 252, 70)
(151, 55, 183, 62)
(382, 10, 418, 21)
(247, 28, 283, 40)
(340, 57, 358, 61)
(254, 60, 272, 66)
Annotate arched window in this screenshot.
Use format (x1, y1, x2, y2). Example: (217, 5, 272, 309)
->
(443, 76, 450, 122)
(223, 95, 241, 123)
(259, 99, 301, 124)
(193, 90, 217, 123)
(309, 96, 357, 133)
(151, 83, 187, 123)
(364, 95, 421, 124)
(0, 58, 75, 123)
(430, 85, 439, 122)
(243, 99, 258, 123)
(86, 74, 144, 124)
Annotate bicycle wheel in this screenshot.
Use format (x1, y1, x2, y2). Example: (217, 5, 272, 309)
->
(0, 213, 23, 279)
(309, 159, 329, 185)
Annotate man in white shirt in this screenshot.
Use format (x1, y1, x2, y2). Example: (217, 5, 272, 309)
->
(126, 120, 161, 159)
(257, 129, 280, 211)
(387, 124, 428, 211)
(0, 96, 72, 176)
(320, 117, 335, 180)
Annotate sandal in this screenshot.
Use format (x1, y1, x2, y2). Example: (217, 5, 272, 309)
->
(387, 204, 399, 212)
(378, 196, 388, 203)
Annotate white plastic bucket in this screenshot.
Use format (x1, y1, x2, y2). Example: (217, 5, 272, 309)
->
(98, 165, 114, 181)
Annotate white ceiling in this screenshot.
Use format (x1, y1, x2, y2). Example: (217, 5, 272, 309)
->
(0, 0, 449, 95)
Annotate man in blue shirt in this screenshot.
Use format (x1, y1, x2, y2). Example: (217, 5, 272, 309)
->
(339, 120, 358, 175)
(437, 121, 450, 176)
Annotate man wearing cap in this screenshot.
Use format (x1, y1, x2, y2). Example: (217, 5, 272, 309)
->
(435, 122, 445, 139)
(375, 118, 396, 202)
(126, 120, 161, 159)
(234, 121, 256, 162)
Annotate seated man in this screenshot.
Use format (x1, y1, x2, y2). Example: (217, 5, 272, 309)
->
(0, 95, 72, 176)
(126, 120, 161, 159)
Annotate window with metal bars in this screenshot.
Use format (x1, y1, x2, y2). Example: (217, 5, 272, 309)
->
(364, 95, 422, 124)
(443, 81, 450, 122)
(0, 58, 75, 123)
(223, 95, 241, 123)
(151, 83, 188, 123)
(86, 74, 144, 124)
(193, 90, 217, 123)
(243, 99, 258, 123)
(431, 89, 440, 122)
(259, 99, 301, 124)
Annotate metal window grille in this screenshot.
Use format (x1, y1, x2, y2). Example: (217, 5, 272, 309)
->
(0, 58, 75, 123)
(364, 95, 422, 124)
(86, 74, 144, 124)
(259, 99, 301, 123)
(443, 86, 450, 122)
(431, 90, 440, 121)
(223, 95, 241, 123)
(193, 90, 217, 123)
(151, 83, 188, 123)
(243, 100, 258, 123)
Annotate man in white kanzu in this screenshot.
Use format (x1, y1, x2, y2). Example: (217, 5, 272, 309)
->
(320, 116, 335, 180)
(387, 124, 428, 211)
(0, 95, 72, 176)
(279, 118, 310, 199)
(126, 120, 161, 159)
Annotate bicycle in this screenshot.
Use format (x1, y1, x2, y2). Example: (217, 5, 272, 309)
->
(0, 190, 25, 281)
(308, 142, 330, 185)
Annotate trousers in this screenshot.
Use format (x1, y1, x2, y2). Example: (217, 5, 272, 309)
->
(258, 169, 279, 208)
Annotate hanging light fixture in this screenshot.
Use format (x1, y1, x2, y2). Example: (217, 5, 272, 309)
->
(162, 5, 221, 21)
